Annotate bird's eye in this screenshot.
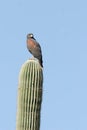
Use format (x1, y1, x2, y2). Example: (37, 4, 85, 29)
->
(30, 34, 33, 37)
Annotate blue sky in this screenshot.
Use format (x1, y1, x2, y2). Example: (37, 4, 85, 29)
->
(0, 0, 87, 130)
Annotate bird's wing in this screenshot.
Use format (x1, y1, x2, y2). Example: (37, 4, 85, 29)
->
(35, 41, 42, 52)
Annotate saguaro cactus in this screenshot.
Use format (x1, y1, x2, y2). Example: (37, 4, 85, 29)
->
(16, 59, 43, 130)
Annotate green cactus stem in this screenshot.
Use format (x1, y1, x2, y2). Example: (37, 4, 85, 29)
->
(16, 59, 43, 130)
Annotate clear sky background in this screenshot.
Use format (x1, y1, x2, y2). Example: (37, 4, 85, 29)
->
(0, 0, 87, 130)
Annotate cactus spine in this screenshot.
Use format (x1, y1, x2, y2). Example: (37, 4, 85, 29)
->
(16, 59, 43, 130)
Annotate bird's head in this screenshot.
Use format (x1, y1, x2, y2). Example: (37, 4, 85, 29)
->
(27, 33, 34, 39)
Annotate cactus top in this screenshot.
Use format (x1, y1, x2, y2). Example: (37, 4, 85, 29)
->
(16, 59, 43, 130)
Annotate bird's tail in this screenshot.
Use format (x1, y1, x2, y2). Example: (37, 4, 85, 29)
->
(39, 57, 43, 68)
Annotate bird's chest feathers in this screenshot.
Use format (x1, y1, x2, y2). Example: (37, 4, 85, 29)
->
(27, 39, 36, 49)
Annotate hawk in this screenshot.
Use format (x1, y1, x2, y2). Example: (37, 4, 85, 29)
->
(26, 33, 43, 67)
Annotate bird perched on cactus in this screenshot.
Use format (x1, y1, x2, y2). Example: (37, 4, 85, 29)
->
(26, 33, 43, 67)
